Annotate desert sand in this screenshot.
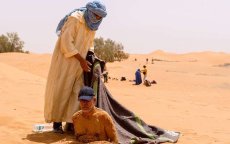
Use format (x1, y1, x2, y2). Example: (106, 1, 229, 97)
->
(0, 51, 229, 144)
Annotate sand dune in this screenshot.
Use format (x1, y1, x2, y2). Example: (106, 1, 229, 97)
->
(0, 51, 230, 144)
(0, 53, 51, 78)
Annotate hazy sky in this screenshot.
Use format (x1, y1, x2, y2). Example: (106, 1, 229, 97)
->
(1, 0, 230, 54)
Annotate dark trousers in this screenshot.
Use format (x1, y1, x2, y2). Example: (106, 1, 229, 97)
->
(103, 73, 108, 83)
(53, 122, 62, 129)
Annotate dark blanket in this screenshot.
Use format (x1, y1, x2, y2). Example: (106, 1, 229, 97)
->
(84, 52, 180, 144)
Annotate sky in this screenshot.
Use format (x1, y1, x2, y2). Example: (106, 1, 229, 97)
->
(0, 0, 230, 54)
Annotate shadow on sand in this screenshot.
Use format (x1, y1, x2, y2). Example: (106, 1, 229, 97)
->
(25, 132, 76, 143)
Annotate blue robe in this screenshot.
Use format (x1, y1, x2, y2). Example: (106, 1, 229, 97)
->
(135, 69, 142, 85)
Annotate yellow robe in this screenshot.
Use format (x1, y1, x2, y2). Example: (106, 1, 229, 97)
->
(44, 11, 95, 123)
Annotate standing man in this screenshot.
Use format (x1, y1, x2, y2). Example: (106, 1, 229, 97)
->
(72, 86, 118, 143)
(151, 58, 154, 64)
(44, 1, 107, 133)
(135, 69, 142, 85)
(102, 62, 108, 83)
(141, 65, 147, 82)
(146, 58, 148, 64)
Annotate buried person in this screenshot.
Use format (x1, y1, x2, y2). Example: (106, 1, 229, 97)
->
(72, 86, 118, 143)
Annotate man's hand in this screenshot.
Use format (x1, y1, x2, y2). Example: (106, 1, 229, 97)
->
(80, 60, 92, 72)
(75, 53, 92, 72)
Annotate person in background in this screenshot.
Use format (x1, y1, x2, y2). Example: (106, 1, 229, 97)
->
(44, 1, 107, 133)
(151, 58, 154, 64)
(102, 62, 109, 83)
(72, 86, 118, 143)
(146, 58, 148, 64)
(135, 69, 142, 85)
(141, 65, 147, 82)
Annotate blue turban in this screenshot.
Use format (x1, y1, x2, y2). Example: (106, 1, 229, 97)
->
(84, 1, 107, 31)
(56, 7, 86, 36)
(55, 1, 107, 36)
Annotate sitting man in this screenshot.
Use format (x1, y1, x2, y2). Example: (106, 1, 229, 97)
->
(72, 86, 118, 143)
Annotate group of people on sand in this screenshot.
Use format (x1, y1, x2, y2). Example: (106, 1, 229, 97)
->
(135, 65, 148, 85)
(135, 58, 154, 64)
(44, 1, 118, 143)
(146, 58, 155, 64)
